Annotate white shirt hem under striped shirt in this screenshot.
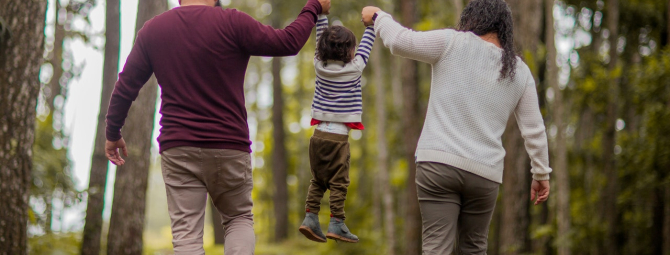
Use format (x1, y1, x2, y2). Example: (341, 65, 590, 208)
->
(374, 11, 552, 183)
(311, 15, 376, 123)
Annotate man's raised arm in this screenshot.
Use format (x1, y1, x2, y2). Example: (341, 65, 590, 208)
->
(233, 0, 330, 56)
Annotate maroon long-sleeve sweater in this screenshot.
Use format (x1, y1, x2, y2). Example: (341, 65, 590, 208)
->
(106, 1, 322, 153)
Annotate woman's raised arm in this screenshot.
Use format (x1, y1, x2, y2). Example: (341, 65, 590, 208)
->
(362, 7, 453, 65)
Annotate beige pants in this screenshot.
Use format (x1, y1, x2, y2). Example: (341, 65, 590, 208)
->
(161, 147, 254, 255)
(416, 162, 500, 255)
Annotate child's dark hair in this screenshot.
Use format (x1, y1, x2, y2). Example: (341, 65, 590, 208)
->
(316, 25, 357, 63)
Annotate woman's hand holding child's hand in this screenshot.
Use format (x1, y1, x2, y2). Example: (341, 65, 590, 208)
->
(361, 6, 381, 26)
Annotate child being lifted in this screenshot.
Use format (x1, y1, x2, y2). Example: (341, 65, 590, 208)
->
(298, 13, 376, 243)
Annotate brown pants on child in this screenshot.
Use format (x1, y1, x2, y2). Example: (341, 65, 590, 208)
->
(305, 130, 350, 220)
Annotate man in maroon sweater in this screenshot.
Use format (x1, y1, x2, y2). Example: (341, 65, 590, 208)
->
(104, 0, 330, 254)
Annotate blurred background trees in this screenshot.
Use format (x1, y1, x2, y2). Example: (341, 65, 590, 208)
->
(0, 0, 669, 254)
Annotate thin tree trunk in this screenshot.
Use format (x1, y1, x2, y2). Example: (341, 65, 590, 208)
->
(451, 0, 464, 25)
(81, 0, 120, 254)
(0, 1, 47, 254)
(271, 12, 288, 241)
(44, 194, 53, 234)
(546, 1, 570, 254)
(46, 1, 67, 112)
(602, 0, 619, 254)
(373, 42, 395, 255)
(47, 0, 66, 112)
(399, 0, 422, 254)
(499, 0, 541, 254)
(499, 121, 531, 255)
(106, 1, 166, 254)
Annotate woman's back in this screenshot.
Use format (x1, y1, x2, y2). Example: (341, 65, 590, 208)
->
(374, 10, 551, 183)
(417, 29, 534, 183)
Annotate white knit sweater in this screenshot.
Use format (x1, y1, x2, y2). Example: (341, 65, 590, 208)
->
(374, 11, 552, 183)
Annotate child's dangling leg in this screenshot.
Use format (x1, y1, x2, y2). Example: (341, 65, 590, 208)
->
(318, 129, 358, 243)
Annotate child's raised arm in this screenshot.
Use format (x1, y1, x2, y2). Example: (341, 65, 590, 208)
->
(355, 26, 376, 66)
(314, 14, 329, 58)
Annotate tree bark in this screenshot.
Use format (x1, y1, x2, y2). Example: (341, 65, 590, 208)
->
(106, 1, 167, 254)
(398, 0, 422, 254)
(271, 56, 289, 242)
(373, 42, 395, 255)
(602, 0, 619, 254)
(47, 0, 66, 112)
(499, 121, 531, 255)
(0, 1, 47, 254)
(81, 0, 120, 254)
(499, 0, 541, 254)
(546, 1, 570, 254)
(271, 10, 289, 241)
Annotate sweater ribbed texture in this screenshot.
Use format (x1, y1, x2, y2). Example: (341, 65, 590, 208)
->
(374, 11, 552, 183)
(311, 15, 376, 123)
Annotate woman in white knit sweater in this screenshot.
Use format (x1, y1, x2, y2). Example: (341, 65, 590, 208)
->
(362, 0, 552, 254)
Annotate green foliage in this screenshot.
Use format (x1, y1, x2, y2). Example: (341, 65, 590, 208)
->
(31, 112, 81, 233)
(28, 232, 82, 255)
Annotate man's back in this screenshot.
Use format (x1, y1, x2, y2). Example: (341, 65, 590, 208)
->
(105, 2, 322, 152)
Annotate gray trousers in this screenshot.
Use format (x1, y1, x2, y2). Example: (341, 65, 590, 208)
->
(416, 162, 500, 255)
(161, 147, 255, 255)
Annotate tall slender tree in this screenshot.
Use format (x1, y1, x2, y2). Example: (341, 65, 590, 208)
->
(81, 0, 120, 254)
(398, 0, 422, 254)
(46, 0, 66, 112)
(602, 0, 620, 254)
(373, 42, 395, 255)
(545, 0, 570, 254)
(271, 1, 289, 242)
(451, 0, 464, 25)
(499, 0, 542, 254)
(0, 0, 47, 254)
(106, 1, 167, 254)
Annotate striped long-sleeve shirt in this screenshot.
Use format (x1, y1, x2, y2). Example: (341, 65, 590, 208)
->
(311, 15, 376, 123)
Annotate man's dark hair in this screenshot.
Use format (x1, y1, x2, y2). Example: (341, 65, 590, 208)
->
(215, 0, 222, 7)
(316, 25, 357, 63)
(458, 0, 517, 80)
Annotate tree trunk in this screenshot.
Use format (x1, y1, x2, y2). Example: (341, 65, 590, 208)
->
(398, 0, 422, 254)
(373, 42, 395, 255)
(451, 0, 464, 25)
(106, 1, 167, 254)
(47, 0, 66, 112)
(602, 0, 619, 254)
(499, 121, 531, 255)
(271, 11, 289, 242)
(0, 1, 47, 254)
(81, 0, 120, 254)
(499, 0, 541, 254)
(546, 1, 570, 254)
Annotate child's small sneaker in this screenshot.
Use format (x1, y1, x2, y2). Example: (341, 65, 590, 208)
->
(299, 212, 327, 243)
(326, 217, 359, 243)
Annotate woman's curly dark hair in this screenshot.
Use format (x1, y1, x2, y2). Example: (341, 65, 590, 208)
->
(316, 25, 357, 63)
(458, 0, 517, 81)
